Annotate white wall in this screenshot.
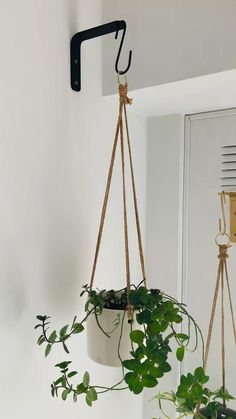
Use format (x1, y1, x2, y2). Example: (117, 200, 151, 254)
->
(102, 0, 236, 95)
(0, 1, 146, 418)
(144, 114, 183, 418)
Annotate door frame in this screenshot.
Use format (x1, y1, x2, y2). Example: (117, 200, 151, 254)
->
(180, 107, 236, 376)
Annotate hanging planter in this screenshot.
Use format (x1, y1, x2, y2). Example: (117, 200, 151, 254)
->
(86, 288, 143, 367)
(155, 366, 236, 419)
(154, 193, 236, 419)
(35, 283, 201, 404)
(35, 81, 203, 407)
(83, 285, 199, 371)
(87, 307, 134, 367)
(197, 406, 236, 418)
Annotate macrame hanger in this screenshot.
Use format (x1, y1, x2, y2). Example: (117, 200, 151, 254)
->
(89, 79, 147, 319)
(204, 191, 236, 408)
(123, 89, 147, 288)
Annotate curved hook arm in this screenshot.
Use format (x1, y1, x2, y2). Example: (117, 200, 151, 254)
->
(115, 21, 132, 75)
(219, 191, 228, 235)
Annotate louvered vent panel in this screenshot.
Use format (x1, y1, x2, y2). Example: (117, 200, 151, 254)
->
(221, 145, 236, 191)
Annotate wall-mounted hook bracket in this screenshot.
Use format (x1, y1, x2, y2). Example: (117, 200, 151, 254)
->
(70, 20, 132, 92)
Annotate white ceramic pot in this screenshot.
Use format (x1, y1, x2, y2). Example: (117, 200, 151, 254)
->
(87, 308, 139, 367)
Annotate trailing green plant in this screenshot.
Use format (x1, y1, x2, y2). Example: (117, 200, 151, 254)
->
(153, 367, 235, 418)
(35, 283, 203, 406)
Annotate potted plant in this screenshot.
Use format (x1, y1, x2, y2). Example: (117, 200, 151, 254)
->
(35, 82, 204, 407)
(35, 283, 203, 405)
(154, 367, 236, 418)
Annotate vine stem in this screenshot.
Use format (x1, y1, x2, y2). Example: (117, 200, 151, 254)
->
(164, 293, 205, 365)
(41, 282, 140, 344)
(41, 305, 97, 344)
(56, 379, 128, 395)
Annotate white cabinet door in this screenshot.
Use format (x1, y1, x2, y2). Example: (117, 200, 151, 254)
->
(183, 109, 236, 407)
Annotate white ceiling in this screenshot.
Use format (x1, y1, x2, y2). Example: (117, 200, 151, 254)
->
(104, 69, 236, 117)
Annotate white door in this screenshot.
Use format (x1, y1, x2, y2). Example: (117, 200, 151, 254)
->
(183, 109, 236, 408)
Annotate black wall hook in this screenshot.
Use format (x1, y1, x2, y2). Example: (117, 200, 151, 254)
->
(115, 22, 132, 75)
(70, 20, 132, 92)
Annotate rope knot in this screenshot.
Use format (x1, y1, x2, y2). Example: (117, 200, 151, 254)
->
(119, 83, 133, 105)
(218, 244, 229, 260)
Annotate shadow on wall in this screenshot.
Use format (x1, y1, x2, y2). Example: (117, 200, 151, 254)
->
(0, 253, 26, 323)
(67, 0, 80, 35)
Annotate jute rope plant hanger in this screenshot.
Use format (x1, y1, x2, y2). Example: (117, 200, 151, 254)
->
(35, 19, 204, 405)
(154, 193, 236, 418)
(89, 81, 147, 311)
(35, 81, 203, 405)
(197, 192, 236, 418)
(86, 80, 147, 366)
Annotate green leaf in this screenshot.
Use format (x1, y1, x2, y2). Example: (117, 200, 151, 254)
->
(45, 343, 52, 357)
(73, 323, 84, 334)
(142, 374, 158, 388)
(88, 388, 97, 402)
(213, 387, 235, 401)
(34, 324, 42, 330)
(133, 346, 145, 360)
(55, 361, 72, 369)
(68, 371, 78, 378)
(136, 310, 151, 325)
(36, 315, 47, 322)
(54, 377, 64, 385)
(194, 367, 209, 384)
(62, 389, 69, 401)
(206, 401, 221, 417)
(150, 308, 160, 321)
(63, 342, 69, 354)
(124, 372, 135, 386)
(60, 325, 69, 337)
(124, 372, 144, 394)
(49, 330, 57, 343)
(76, 383, 87, 394)
(174, 314, 183, 324)
(83, 371, 90, 388)
(133, 380, 144, 394)
(161, 362, 171, 373)
(130, 330, 145, 345)
(176, 333, 189, 342)
(71, 315, 77, 326)
(37, 335, 45, 345)
(147, 321, 161, 335)
(191, 383, 203, 400)
(122, 359, 140, 371)
(154, 392, 176, 402)
(159, 320, 169, 332)
(176, 346, 185, 362)
(85, 391, 92, 407)
(149, 367, 163, 378)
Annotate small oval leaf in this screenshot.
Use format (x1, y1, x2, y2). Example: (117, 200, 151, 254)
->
(45, 343, 52, 357)
(130, 330, 145, 345)
(176, 346, 185, 362)
(83, 371, 90, 388)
